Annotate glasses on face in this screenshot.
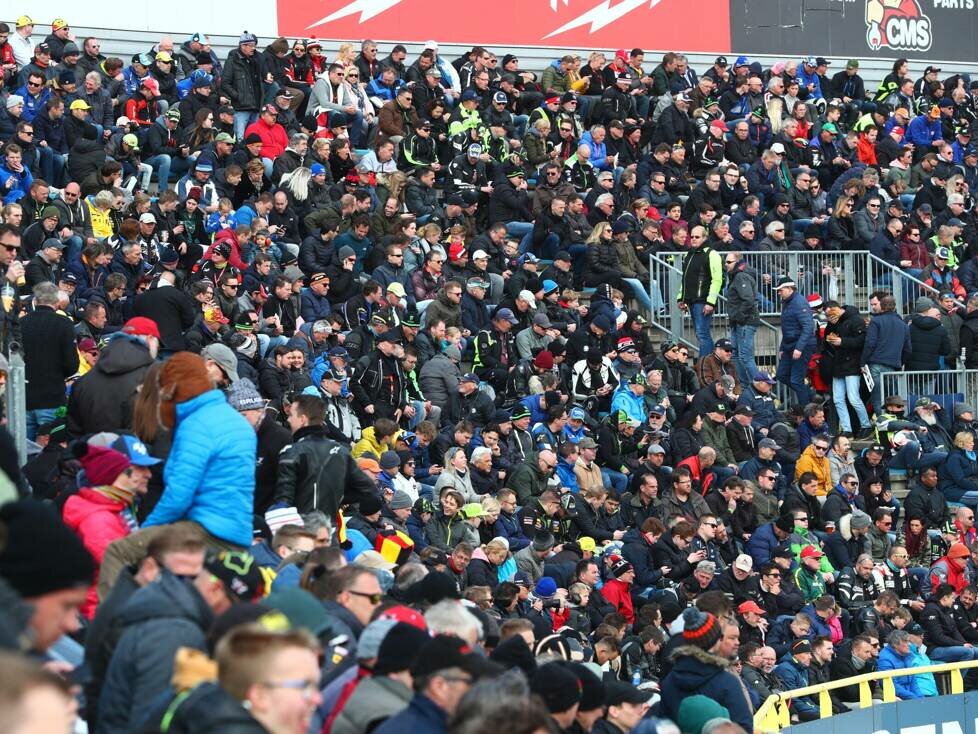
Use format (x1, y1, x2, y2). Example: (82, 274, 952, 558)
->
(560, 127, 573, 133)
(0, 243, 19, 253)
(224, 283, 240, 290)
(26, 81, 41, 88)
(813, 445, 827, 452)
(868, 203, 880, 208)
(347, 589, 382, 604)
(261, 679, 320, 699)
(845, 481, 858, 486)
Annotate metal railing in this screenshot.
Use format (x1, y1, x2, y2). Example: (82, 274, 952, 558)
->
(754, 658, 978, 732)
(648, 252, 782, 361)
(881, 367, 978, 411)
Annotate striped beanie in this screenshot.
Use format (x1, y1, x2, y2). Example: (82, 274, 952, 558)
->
(682, 607, 721, 650)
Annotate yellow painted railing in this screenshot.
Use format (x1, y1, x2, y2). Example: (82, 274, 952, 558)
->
(753, 659, 978, 732)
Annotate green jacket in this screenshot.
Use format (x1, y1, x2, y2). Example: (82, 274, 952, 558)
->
(508, 451, 549, 505)
(794, 564, 827, 603)
(700, 418, 736, 467)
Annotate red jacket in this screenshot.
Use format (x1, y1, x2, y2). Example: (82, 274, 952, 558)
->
(205, 228, 247, 272)
(244, 117, 288, 160)
(62, 488, 133, 619)
(600, 578, 635, 623)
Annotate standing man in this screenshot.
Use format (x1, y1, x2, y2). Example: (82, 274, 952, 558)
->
(220, 32, 263, 140)
(725, 251, 760, 386)
(678, 225, 722, 356)
(20, 281, 78, 439)
(776, 276, 815, 406)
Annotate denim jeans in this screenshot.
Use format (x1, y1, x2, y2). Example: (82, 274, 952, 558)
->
(731, 324, 759, 386)
(233, 111, 258, 141)
(64, 235, 84, 263)
(776, 348, 813, 405)
(508, 221, 534, 255)
(832, 375, 871, 433)
(623, 278, 653, 312)
(888, 441, 948, 472)
(690, 303, 714, 356)
(37, 146, 66, 187)
(26, 407, 59, 442)
(601, 467, 628, 493)
(143, 154, 192, 191)
(929, 646, 978, 663)
(866, 363, 890, 417)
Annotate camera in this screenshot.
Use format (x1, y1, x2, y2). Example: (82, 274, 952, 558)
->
(542, 598, 563, 610)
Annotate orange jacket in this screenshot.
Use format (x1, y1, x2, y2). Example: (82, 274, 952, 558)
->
(795, 444, 832, 495)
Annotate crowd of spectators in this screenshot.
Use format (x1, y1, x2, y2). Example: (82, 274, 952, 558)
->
(5, 14, 978, 734)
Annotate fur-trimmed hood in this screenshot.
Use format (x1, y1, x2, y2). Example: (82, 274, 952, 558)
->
(668, 643, 736, 669)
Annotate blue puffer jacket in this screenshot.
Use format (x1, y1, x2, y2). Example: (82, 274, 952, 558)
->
(801, 603, 834, 638)
(906, 114, 942, 148)
(660, 646, 754, 732)
(877, 644, 923, 699)
(746, 521, 782, 568)
(97, 572, 212, 734)
(143, 389, 257, 546)
(779, 290, 815, 354)
(861, 311, 911, 369)
(773, 657, 817, 715)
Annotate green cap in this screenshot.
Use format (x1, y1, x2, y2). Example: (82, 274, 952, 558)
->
(822, 122, 839, 135)
(847, 59, 859, 68)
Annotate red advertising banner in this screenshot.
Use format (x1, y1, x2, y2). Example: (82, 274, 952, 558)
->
(278, 0, 731, 52)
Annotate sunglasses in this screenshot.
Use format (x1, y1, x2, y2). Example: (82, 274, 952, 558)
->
(347, 590, 382, 604)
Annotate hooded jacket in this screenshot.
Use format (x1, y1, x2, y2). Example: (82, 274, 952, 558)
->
(66, 334, 154, 439)
(97, 572, 213, 734)
(660, 645, 754, 732)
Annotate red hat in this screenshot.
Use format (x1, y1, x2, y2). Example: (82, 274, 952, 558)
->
(737, 600, 767, 615)
(533, 350, 555, 370)
(800, 545, 823, 560)
(949, 543, 971, 559)
(379, 604, 428, 630)
(545, 96, 560, 105)
(615, 49, 629, 61)
(78, 445, 132, 487)
(344, 170, 360, 182)
(204, 307, 230, 324)
(892, 126, 905, 136)
(710, 119, 728, 132)
(122, 316, 160, 339)
(141, 77, 160, 95)
(617, 336, 636, 351)
(806, 293, 823, 309)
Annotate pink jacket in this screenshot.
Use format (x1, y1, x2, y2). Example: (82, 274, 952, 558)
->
(63, 488, 132, 619)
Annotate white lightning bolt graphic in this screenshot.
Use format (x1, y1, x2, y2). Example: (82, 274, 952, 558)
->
(306, 0, 404, 28)
(545, 0, 660, 38)
(550, 0, 569, 11)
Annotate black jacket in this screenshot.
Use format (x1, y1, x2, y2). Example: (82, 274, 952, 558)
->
(66, 335, 154, 439)
(132, 283, 197, 352)
(922, 599, 966, 649)
(98, 572, 214, 733)
(221, 48, 264, 112)
(904, 480, 948, 528)
(651, 533, 695, 581)
(20, 305, 78, 410)
(907, 313, 951, 371)
(822, 305, 866, 378)
(254, 414, 292, 514)
(272, 425, 377, 515)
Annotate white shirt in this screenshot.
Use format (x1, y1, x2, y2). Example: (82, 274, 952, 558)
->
(10, 32, 34, 69)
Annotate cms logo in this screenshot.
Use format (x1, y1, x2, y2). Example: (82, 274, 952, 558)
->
(865, 0, 932, 51)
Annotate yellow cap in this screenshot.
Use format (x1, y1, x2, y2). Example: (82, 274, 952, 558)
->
(15, 15, 33, 27)
(155, 51, 173, 62)
(69, 99, 90, 111)
(579, 536, 597, 553)
(51, 18, 68, 30)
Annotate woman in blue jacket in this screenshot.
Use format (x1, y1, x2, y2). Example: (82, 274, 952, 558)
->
(938, 432, 978, 505)
(143, 352, 257, 547)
